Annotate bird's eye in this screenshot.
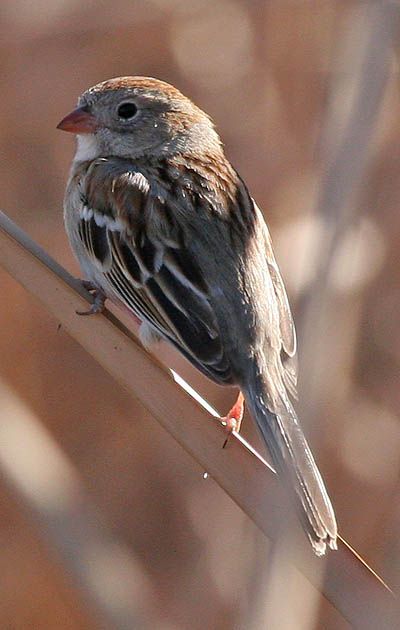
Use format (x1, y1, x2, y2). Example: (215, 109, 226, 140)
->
(117, 102, 138, 120)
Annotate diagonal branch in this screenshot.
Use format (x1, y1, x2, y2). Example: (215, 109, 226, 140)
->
(0, 210, 398, 628)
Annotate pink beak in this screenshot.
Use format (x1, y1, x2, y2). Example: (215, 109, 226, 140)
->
(57, 107, 99, 134)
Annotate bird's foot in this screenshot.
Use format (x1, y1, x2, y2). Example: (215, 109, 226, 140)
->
(76, 281, 106, 316)
(221, 391, 245, 448)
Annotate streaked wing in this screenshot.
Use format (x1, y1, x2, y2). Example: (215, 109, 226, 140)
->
(77, 158, 233, 384)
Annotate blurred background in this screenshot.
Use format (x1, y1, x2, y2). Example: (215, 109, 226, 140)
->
(0, 1, 399, 628)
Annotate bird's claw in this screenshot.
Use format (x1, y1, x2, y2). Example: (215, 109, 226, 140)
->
(77, 282, 106, 316)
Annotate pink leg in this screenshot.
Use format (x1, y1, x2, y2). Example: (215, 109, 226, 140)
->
(221, 391, 245, 448)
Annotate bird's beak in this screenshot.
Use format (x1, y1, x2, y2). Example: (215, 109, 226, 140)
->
(57, 107, 99, 134)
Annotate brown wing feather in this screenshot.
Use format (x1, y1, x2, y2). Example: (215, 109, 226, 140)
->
(77, 157, 233, 384)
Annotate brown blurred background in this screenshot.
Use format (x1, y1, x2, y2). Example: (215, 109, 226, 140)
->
(1, 1, 400, 628)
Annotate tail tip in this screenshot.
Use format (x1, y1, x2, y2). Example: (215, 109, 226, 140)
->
(312, 534, 338, 557)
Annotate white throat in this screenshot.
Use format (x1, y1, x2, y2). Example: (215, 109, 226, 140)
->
(74, 134, 100, 163)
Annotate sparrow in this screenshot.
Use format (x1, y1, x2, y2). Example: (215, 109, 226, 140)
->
(57, 76, 337, 555)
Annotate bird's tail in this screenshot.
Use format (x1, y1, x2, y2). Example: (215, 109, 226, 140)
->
(244, 375, 337, 555)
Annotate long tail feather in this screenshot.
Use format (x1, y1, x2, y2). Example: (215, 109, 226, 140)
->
(244, 379, 337, 555)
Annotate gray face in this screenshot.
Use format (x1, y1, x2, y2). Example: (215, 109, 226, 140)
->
(77, 84, 220, 159)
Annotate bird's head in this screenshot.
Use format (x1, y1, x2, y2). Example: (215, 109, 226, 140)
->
(57, 76, 222, 162)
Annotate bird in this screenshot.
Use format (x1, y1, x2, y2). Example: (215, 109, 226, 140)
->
(57, 76, 337, 555)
